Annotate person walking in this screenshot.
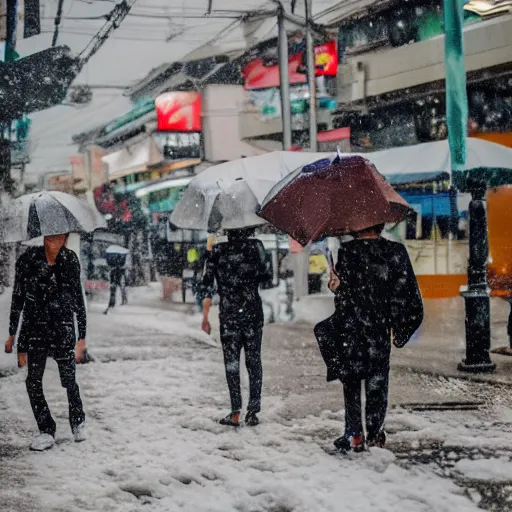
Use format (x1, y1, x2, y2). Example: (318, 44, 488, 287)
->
(314, 223, 423, 453)
(104, 248, 128, 315)
(4, 233, 87, 451)
(201, 228, 271, 427)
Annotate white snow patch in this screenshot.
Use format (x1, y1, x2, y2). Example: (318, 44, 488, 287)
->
(455, 458, 512, 483)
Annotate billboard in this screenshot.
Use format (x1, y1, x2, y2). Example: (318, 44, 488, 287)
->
(155, 92, 201, 132)
(243, 40, 338, 90)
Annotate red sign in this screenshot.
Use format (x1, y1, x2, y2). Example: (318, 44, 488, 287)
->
(155, 92, 202, 132)
(243, 41, 338, 90)
(314, 41, 338, 77)
(317, 127, 350, 143)
(243, 53, 306, 90)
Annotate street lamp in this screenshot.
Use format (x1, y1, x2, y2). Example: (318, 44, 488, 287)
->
(443, 0, 496, 372)
(458, 177, 496, 372)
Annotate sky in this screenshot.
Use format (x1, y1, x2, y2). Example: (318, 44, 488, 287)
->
(15, 0, 341, 183)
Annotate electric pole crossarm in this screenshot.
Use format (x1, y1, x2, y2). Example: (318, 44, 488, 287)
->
(76, 0, 137, 73)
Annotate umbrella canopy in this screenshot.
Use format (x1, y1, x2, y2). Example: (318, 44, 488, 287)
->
(170, 178, 265, 232)
(259, 156, 413, 246)
(170, 152, 326, 232)
(1, 191, 106, 243)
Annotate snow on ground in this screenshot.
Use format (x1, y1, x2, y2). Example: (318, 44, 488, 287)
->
(455, 458, 512, 483)
(1, 287, 512, 511)
(1, 332, 479, 512)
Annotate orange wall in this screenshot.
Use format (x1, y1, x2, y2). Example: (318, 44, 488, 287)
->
(487, 185, 512, 295)
(472, 132, 512, 148)
(417, 275, 467, 299)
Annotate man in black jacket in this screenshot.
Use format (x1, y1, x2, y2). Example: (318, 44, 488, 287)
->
(4, 234, 87, 451)
(201, 228, 271, 427)
(315, 224, 423, 453)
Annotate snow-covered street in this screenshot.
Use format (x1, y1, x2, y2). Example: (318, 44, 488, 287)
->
(2, 289, 512, 512)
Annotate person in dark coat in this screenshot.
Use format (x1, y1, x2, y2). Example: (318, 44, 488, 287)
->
(314, 223, 423, 453)
(201, 228, 271, 427)
(104, 252, 128, 315)
(4, 234, 87, 451)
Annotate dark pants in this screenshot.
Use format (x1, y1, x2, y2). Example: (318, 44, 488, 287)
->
(342, 372, 389, 440)
(108, 270, 127, 308)
(220, 321, 263, 413)
(26, 349, 85, 437)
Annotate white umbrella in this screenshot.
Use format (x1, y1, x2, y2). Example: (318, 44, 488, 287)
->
(1, 191, 106, 243)
(170, 152, 329, 231)
(171, 178, 266, 232)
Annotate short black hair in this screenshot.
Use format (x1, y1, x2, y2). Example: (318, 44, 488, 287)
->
(355, 223, 385, 236)
(227, 227, 256, 240)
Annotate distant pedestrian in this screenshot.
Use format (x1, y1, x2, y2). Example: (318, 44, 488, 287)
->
(314, 223, 423, 453)
(201, 228, 271, 427)
(4, 233, 87, 451)
(104, 246, 128, 315)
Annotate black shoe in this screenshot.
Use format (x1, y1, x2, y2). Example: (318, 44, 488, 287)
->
(245, 411, 260, 427)
(368, 430, 386, 449)
(334, 434, 365, 453)
(219, 412, 240, 427)
(333, 436, 351, 453)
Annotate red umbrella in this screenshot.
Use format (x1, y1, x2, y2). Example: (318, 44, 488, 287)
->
(258, 155, 413, 246)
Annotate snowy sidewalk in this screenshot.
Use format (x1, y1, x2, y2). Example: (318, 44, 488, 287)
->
(1, 288, 512, 511)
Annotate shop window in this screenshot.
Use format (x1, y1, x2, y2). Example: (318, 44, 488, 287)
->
(338, 1, 482, 57)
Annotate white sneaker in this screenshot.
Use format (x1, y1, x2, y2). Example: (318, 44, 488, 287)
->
(73, 421, 87, 443)
(30, 433, 55, 451)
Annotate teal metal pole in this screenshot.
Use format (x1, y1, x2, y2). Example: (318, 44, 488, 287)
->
(444, 0, 495, 372)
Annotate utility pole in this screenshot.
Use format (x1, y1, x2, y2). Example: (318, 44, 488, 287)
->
(277, 7, 292, 150)
(305, 0, 317, 152)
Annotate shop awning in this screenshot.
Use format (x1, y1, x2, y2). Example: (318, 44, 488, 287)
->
(103, 138, 161, 181)
(135, 176, 194, 198)
(147, 159, 201, 175)
(94, 111, 157, 148)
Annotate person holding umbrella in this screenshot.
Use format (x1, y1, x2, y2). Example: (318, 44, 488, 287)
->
(318, 223, 423, 452)
(201, 228, 271, 427)
(259, 156, 423, 452)
(2, 191, 105, 451)
(4, 233, 88, 451)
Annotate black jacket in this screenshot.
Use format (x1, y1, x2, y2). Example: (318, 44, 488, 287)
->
(201, 239, 270, 325)
(315, 238, 423, 381)
(9, 246, 87, 352)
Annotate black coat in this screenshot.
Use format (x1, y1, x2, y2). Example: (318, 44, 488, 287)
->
(9, 246, 87, 352)
(314, 238, 423, 381)
(201, 239, 271, 326)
